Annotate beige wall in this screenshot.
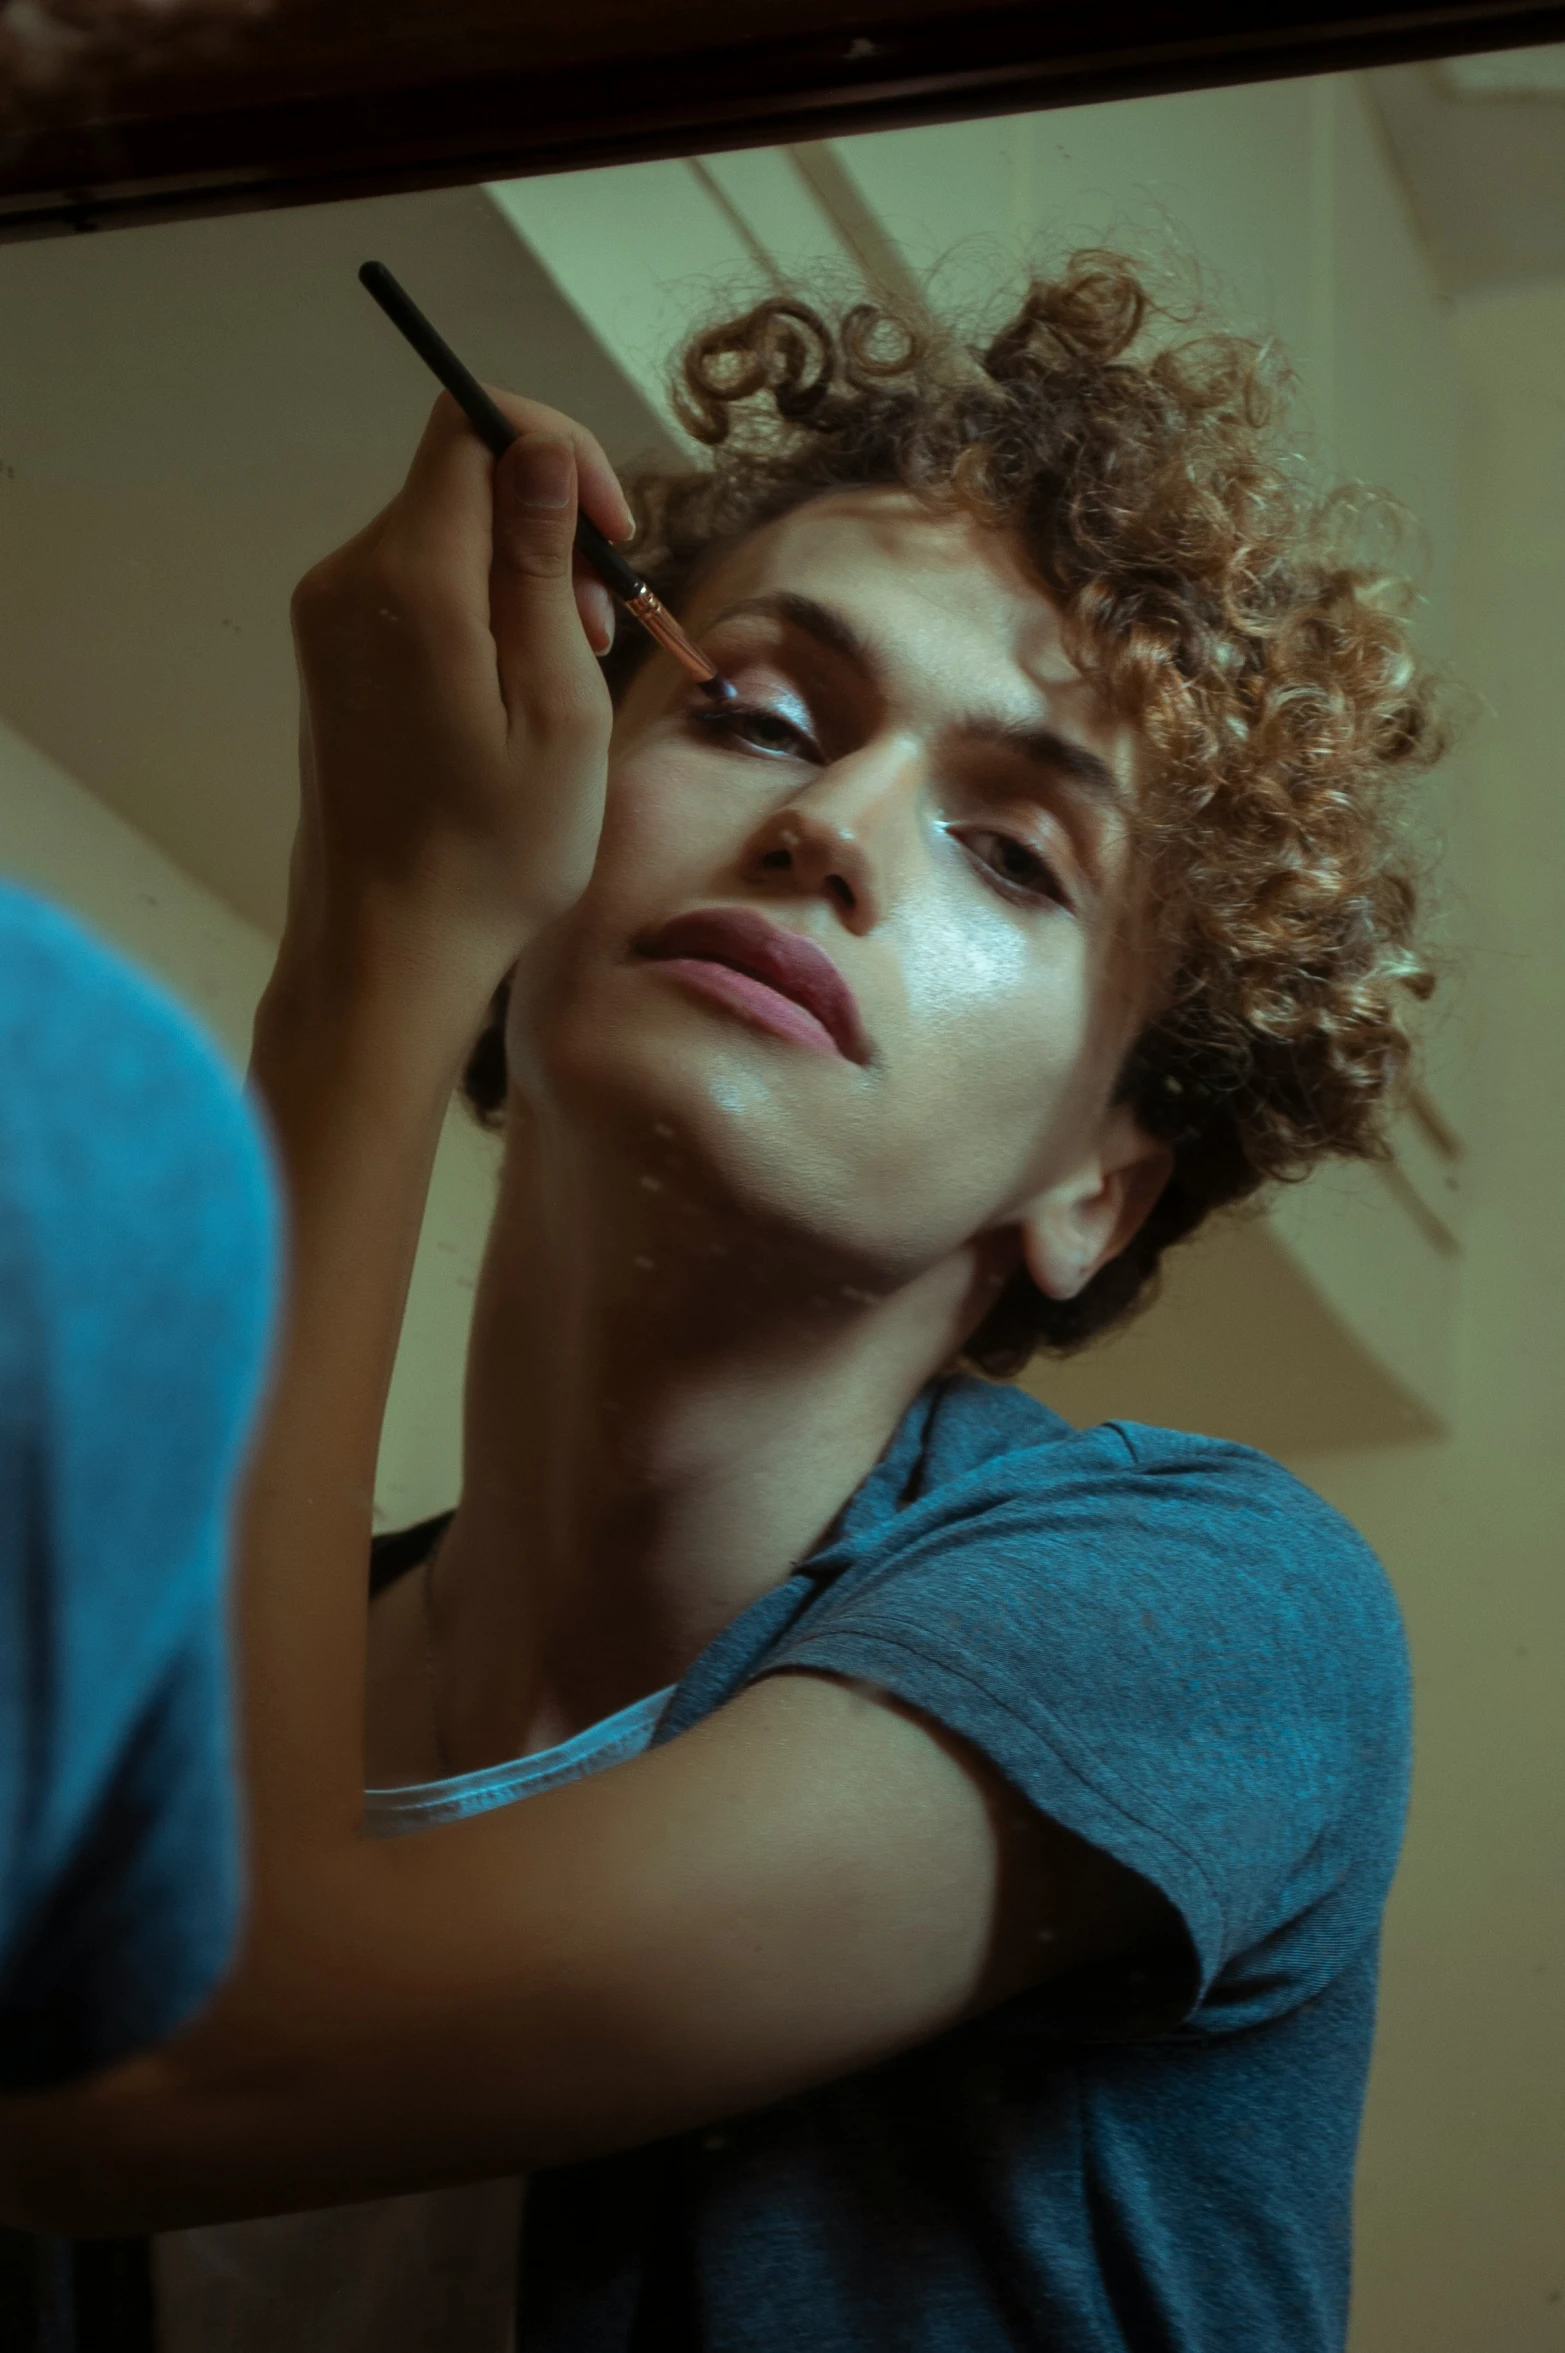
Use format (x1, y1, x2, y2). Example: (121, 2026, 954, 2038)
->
(1304, 282, 1565, 2353)
(0, 714, 274, 1067)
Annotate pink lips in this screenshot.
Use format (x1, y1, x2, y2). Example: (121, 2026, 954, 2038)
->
(638, 908, 868, 1064)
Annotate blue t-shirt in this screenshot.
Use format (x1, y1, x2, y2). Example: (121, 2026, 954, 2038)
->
(0, 885, 277, 2090)
(520, 1373, 1411, 2352)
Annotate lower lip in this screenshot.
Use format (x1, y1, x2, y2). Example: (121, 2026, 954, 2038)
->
(649, 957, 845, 1058)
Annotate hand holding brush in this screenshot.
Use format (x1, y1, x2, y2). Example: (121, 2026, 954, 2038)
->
(358, 262, 736, 704)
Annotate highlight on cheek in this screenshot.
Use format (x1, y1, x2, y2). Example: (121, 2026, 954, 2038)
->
(895, 895, 1043, 1039)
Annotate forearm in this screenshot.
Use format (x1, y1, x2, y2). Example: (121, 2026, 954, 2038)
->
(241, 931, 486, 1841)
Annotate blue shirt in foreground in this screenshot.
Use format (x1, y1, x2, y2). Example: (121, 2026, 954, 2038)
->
(521, 1373, 1412, 2353)
(0, 885, 276, 2089)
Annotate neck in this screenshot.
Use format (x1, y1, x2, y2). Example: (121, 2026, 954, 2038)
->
(426, 1114, 996, 1767)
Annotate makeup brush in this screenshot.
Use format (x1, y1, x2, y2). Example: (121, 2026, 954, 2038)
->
(359, 261, 736, 703)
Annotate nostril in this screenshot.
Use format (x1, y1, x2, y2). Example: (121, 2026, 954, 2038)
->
(759, 848, 792, 872)
(825, 875, 855, 913)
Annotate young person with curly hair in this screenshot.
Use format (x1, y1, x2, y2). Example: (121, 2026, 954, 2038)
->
(1, 256, 1443, 2353)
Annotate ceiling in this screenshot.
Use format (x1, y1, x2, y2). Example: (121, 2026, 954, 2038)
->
(1368, 42, 1565, 295)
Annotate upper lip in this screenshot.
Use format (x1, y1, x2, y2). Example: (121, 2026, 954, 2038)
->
(637, 908, 869, 1063)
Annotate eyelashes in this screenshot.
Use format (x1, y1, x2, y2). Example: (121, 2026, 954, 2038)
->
(951, 828, 1070, 911)
(691, 699, 821, 761)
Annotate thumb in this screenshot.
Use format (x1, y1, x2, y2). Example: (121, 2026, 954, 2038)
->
(490, 433, 603, 736)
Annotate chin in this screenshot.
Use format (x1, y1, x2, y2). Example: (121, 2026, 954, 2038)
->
(514, 993, 871, 1259)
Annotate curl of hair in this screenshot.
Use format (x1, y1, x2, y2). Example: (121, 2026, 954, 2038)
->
(464, 254, 1446, 1371)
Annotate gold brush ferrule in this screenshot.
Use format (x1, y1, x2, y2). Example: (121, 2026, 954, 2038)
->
(625, 586, 721, 686)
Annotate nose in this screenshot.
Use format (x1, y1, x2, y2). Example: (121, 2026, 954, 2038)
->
(739, 743, 917, 937)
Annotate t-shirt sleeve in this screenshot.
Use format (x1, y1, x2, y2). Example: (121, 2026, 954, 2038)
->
(757, 1419, 1412, 2035)
(0, 886, 276, 2088)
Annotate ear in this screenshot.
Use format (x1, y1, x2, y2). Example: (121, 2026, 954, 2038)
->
(1019, 1107, 1173, 1304)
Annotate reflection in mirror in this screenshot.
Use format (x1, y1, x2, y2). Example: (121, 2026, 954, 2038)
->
(0, 56, 1560, 2353)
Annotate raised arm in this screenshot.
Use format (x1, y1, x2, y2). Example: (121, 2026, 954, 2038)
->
(0, 399, 1169, 2233)
(239, 392, 629, 1857)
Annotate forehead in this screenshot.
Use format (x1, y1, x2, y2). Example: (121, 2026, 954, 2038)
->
(687, 488, 1125, 755)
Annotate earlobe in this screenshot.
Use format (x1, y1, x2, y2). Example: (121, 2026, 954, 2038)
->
(1019, 1118, 1173, 1303)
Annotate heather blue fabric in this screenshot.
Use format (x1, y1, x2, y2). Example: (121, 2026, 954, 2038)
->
(0, 885, 276, 2089)
(520, 1373, 1411, 2352)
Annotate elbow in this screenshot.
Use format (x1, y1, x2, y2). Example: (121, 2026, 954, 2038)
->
(0, 2051, 232, 2236)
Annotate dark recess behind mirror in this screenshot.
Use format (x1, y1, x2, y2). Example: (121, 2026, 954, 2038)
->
(2, 0, 1565, 242)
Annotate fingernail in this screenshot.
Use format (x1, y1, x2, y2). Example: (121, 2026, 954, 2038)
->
(586, 580, 615, 654)
(509, 435, 572, 512)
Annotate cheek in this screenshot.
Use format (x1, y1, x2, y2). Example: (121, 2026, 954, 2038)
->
(897, 894, 1086, 1097)
(883, 895, 1104, 1213)
(898, 899, 1034, 1042)
(586, 743, 734, 905)
(502, 749, 733, 1082)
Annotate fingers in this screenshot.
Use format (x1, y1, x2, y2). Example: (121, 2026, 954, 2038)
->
(364, 391, 620, 752)
(490, 435, 610, 743)
(573, 559, 616, 658)
(400, 385, 633, 547)
(385, 389, 628, 653)
(481, 385, 634, 546)
(378, 397, 498, 634)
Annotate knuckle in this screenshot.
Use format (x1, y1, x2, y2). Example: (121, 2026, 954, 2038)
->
(369, 544, 430, 618)
(485, 385, 570, 440)
(370, 546, 469, 651)
(554, 680, 607, 739)
(508, 546, 576, 586)
(289, 555, 338, 626)
(515, 673, 606, 750)
(292, 539, 466, 680)
(497, 518, 577, 583)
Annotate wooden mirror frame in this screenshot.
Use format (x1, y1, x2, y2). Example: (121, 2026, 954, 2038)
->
(2, 0, 1564, 244)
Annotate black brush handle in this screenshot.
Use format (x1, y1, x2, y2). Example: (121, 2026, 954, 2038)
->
(358, 260, 643, 604)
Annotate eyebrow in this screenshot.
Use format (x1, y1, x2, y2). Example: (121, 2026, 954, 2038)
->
(713, 591, 875, 675)
(712, 590, 1124, 808)
(956, 717, 1124, 808)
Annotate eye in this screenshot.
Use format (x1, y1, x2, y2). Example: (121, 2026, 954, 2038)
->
(956, 827, 1070, 909)
(693, 701, 821, 762)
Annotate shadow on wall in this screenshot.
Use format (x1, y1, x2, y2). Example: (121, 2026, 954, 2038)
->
(1028, 1212, 1439, 1461)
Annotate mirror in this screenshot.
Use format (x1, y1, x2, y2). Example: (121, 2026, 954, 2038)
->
(1, 42, 1559, 2353)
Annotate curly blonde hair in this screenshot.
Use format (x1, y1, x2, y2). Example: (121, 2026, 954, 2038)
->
(464, 253, 1445, 1369)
